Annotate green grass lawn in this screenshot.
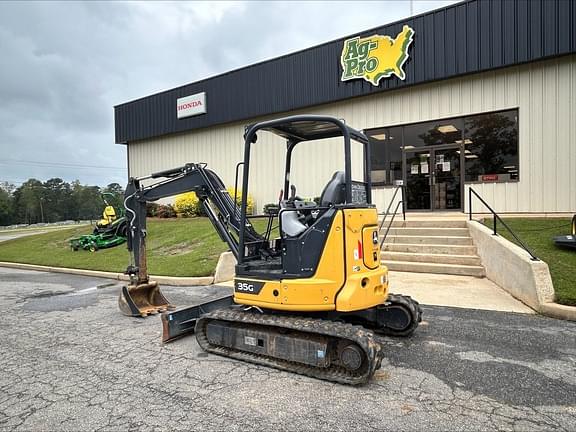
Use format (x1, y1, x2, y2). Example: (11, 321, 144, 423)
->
(484, 217, 576, 306)
(0, 218, 233, 277)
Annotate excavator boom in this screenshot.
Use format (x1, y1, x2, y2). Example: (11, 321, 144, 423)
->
(119, 162, 264, 316)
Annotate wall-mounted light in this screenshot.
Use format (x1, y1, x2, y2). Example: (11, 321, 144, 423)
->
(371, 133, 387, 140)
(437, 125, 458, 133)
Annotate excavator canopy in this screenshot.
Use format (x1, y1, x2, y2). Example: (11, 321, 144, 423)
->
(254, 118, 369, 144)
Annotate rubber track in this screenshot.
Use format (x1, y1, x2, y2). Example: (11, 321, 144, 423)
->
(195, 307, 384, 385)
(377, 294, 423, 337)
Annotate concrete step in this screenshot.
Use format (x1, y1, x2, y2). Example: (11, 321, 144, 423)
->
(381, 227, 470, 237)
(382, 235, 473, 245)
(382, 260, 486, 277)
(381, 243, 478, 255)
(381, 251, 482, 266)
(379, 219, 468, 228)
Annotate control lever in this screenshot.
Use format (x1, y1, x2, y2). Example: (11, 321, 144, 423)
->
(290, 184, 296, 200)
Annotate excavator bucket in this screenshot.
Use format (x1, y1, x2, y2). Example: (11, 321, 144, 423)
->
(118, 281, 174, 317)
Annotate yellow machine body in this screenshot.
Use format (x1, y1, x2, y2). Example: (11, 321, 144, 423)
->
(234, 207, 388, 312)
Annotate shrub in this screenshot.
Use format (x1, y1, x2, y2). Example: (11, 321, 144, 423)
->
(156, 204, 176, 218)
(227, 187, 254, 215)
(146, 202, 159, 217)
(174, 189, 254, 217)
(174, 192, 199, 218)
(194, 200, 207, 217)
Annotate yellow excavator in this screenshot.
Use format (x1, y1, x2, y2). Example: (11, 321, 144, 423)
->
(118, 115, 421, 385)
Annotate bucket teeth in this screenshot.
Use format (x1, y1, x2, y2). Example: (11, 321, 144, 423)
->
(118, 282, 174, 317)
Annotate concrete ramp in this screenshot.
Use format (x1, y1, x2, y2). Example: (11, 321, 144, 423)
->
(389, 270, 534, 314)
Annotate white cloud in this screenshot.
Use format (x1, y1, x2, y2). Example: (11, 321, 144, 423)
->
(0, 0, 457, 187)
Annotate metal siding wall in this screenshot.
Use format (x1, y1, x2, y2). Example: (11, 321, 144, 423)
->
(570, 55, 576, 212)
(129, 55, 576, 214)
(115, 0, 576, 144)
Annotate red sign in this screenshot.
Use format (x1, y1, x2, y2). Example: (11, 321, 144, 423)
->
(482, 174, 499, 181)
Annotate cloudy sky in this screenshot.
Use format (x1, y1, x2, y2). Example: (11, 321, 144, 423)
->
(0, 0, 456, 188)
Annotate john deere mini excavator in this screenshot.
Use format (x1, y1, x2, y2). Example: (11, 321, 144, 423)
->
(118, 115, 421, 385)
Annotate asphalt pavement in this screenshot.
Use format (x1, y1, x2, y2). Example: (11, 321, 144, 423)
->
(0, 267, 575, 431)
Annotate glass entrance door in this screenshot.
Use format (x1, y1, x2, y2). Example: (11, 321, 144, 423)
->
(405, 150, 432, 210)
(432, 148, 461, 210)
(404, 146, 462, 211)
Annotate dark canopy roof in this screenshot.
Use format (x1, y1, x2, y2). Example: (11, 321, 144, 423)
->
(250, 116, 368, 144)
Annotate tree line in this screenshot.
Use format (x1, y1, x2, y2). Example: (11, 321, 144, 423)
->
(0, 179, 125, 226)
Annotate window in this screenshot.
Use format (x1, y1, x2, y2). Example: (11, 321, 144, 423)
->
(403, 118, 464, 149)
(464, 110, 519, 182)
(367, 109, 519, 186)
(367, 126, 402, 186)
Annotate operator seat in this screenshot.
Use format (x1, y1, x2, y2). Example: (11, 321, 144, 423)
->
(281, 171, 346, 237)
(319, 171, 346, 206)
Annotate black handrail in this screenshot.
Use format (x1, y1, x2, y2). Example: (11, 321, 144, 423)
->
(233, 162, 244, 219)
(468, 187, 539, 261)
(378, 184, 406, 233)
(379, 199, 404, 250)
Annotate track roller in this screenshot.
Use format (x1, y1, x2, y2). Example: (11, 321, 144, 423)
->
(374, 294, 422, 337)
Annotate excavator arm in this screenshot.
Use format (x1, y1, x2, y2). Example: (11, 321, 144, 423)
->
(119, 162, 265, 316)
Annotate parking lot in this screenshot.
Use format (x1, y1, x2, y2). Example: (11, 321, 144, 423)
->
(0, 267, 575, 431)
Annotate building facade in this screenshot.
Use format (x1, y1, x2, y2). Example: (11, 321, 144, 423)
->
(115, 0, 576, 214)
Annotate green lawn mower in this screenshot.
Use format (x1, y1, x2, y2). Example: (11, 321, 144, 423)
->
(553, 214, 576, 250)
(70, 193, 128, 252)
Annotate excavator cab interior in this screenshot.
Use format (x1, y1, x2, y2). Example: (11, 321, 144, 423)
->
(279, 171, 345, 237)
(235, 115, 372, 280)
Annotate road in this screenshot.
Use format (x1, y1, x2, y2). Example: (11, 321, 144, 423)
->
(0, 267, 574, 431)
(0, 231, 48, 242)
(0, 224, 89, 243)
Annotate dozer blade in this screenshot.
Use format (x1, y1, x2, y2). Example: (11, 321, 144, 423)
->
(161, 295, 234, 343)
(118, 281, 175, 317)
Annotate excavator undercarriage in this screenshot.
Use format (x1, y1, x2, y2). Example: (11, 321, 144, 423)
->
(196, 308, 384, 386)
(119, 115, 422, 385)
(160, 293, 421, 384)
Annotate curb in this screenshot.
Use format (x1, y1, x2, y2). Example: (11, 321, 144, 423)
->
(539, 302, 576, 322)
(0, 261, 214, 286)
(1, 261, 573, 320)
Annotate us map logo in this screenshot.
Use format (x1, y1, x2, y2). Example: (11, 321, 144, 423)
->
(340, 25, 415, 86)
